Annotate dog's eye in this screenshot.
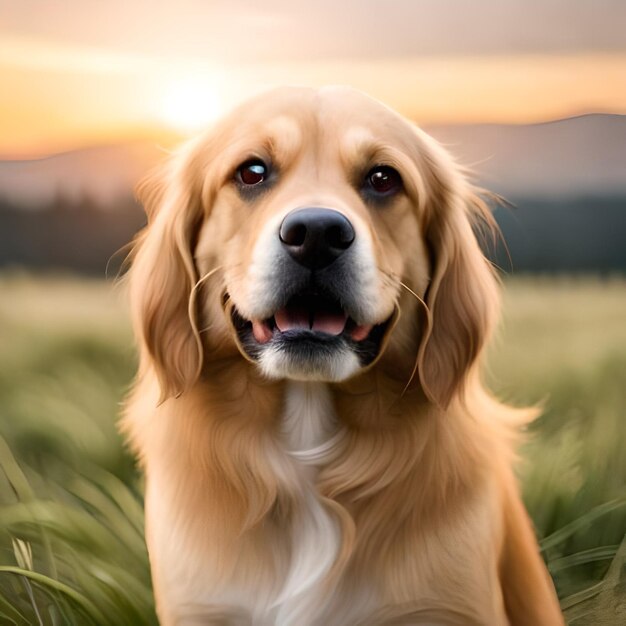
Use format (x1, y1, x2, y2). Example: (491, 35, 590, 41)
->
(237, 159, 268, 186)
(366, 166, 402, 195)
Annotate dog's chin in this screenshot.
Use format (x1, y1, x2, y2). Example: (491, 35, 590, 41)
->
(225, 290, 396, 382)
(253, 332, 362, 382)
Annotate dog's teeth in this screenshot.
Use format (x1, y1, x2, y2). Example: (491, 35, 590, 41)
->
(252, 320, 273, 344)
(351, 324, 373, 341)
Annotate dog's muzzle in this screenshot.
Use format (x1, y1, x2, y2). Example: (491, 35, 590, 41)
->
(225, 207, 397, 380)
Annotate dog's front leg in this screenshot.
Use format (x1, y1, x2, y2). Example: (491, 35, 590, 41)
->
(498, 473, 564, 626)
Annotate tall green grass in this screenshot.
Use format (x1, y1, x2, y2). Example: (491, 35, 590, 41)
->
(0, 273, 625, 624)
(0, 274, 154, 625)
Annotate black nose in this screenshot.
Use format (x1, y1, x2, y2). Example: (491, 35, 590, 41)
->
(279, 208, 355, 270)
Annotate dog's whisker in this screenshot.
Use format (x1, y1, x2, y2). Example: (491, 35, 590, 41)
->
(374, 267, 430, 394)
(397, 280, 432, 396)
(188, 265, 224, 379)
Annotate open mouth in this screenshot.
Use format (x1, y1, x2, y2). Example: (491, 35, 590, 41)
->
(229, 289, 394, 368)
(251, 292, 374, 344)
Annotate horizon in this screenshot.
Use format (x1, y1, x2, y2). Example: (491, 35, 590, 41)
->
(3, 110, 626, 164)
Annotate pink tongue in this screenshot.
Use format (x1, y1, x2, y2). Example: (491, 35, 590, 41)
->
(275, 307, 347, 336)
(275, 306, 309, 332)
(312, 311, 348, 335)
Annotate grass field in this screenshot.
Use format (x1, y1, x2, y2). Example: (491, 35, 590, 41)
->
(0, 273, 625, 625)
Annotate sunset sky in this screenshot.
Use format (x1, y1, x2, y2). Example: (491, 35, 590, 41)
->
(2, 0, 626, 157)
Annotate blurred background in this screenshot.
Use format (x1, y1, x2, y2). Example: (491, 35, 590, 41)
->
(0, 1, 625, 624)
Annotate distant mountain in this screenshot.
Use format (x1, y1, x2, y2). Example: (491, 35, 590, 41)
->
(0, 141, 168, 207)
(1, 114, 625, 274)
(0, 114, 624, 207)
(425, 114, 626, 199)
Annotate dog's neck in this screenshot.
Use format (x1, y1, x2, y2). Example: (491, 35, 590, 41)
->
(280, 381, 337, 452)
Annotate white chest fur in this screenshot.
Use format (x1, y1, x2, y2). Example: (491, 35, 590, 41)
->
(281, 381, 337, 453)
(151, 382, 375, 626)
(268, 381, 345, 625)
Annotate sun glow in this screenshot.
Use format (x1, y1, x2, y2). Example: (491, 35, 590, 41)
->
(157, 77, 223, 134)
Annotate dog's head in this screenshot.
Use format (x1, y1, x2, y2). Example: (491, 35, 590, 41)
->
(130, 86, 499, 408)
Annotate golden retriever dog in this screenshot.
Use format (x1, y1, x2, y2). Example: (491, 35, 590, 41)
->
(122, 86, 564, 625)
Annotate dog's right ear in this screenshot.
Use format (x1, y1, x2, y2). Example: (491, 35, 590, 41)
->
(410, 131, 500, 409)
(129, 145, 206, 402)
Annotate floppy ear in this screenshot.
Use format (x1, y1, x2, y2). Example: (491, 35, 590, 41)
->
(416, 141, 500, 408)
(129, 147, 205, 401)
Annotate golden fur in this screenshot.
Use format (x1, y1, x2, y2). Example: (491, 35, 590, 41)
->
(122, 86, 564, 625)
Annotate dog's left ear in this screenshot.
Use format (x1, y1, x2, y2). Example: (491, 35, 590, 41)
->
(129, 145, 206, 401)
(415, 136, 500, 408)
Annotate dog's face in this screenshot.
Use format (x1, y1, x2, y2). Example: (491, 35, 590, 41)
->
(131, 86, 499, 406)
(196, 88, 430, 382)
